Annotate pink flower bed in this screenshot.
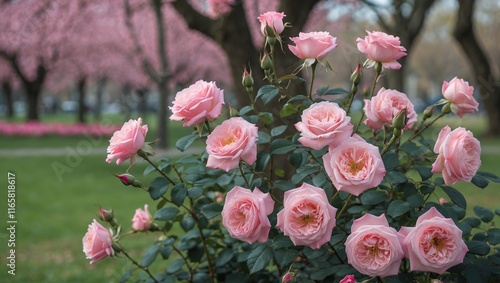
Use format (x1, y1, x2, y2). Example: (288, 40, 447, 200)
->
(0, 121, 122, 137)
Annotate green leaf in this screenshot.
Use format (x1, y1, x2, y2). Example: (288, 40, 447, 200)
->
(119, 269, 133, 283)
(143, 164, 156, 176)
(154, 206, 180, 221)
(274, 249, 299, 266)
(387, 200, 411, 218)
(148, 177, 170, 200)
(247, 245, 273, 274)
(474, 206, 495, 223)
(257, 131, 271, 145)
(280, 102, 298, 117)
(488, 228, 500, 245)
(201, 203, 222, 219)
(414, 165, 432, 181)
(324, 87, 349, 96)
(256, 85, 280, 105)
(171, 184, 187, 207)
(463, 217, 481, 228)
(176, 134, 198, 152)
(239, 105, 253, 116)
(477, 171, 500, 182)
(384, 171, 408, 184)
(466, 240, 490, 255)
(360, 190, 387, 205)
(271, 125, 288, 137)
(180, 214, 195, 232)
(310, 267, 337, 280)
(258, 112, 273, 125)
(140, 245, 160, 267)
(270, 139, 295, 155)
(407, 193, 424, 208)
(187, 187, 203, 199)
(382, 152, 399, 171)
(272, 235, 294, 249)
(216, 248, 234, 267)
(316, 85, 329, 96)
(312, 172, 327, 187)
(255, 151, 270, 172)
(471, 174, 489, 188)
(441, 186, 467, 209)
(166, 258, 184, 274)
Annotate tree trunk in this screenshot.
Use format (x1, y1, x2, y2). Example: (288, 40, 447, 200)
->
(137, 87, 148, 121)
(122, 84, 132, 121)
(94, 76, 106, 120)
(77, 77, 86, 123)
(453, 0, 500, 136)
(2, 80, 14, 119)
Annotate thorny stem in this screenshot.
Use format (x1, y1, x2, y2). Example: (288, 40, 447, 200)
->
(190, 199, 215, 283)
(142, 155, 176, 185)
(239, 161, 252, 188)
(121, 249, 159, 283)
(354, 63, 382, 133)
(308, 61, 318, 101)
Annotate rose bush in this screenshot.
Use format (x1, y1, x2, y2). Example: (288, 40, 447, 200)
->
(83, 10, 500, 283)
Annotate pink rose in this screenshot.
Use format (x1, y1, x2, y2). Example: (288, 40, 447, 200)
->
(131, 204, 153, 231)
(221, 186, 274, 244)
(106, 118, 148, 165)
(257, 11, 286, 36)
(323, 136, 386, 196)
(169, 80, 224, 127)
(345, 214, 404, 278)
(295, 101, 354, 150)
(339, 275, 357, 283)
(431, 126, 481, 185)
(364, 88, 417, 130)
(398, 207, 468, 274)
(356, 31, 407, 69)
(288, 31, 337, 66)
(82, 219, 114, 264)
(276, 183, 337, 249)
(442, 77, 478, 117)
(206, 117, 258, 171)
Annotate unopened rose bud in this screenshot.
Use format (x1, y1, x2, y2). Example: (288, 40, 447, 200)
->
(228, 104, 239, 117)
(111, 243, 122, 253)
(260, 52, 273, 70)
(375, 61, 383, 74)
(339, 274, 357, 283)
(115, 173, 142, 188)
(423, 106, 434, 120)
(441, 102, 452, 115)
(393, 108, 408, 131)
(99, 208, 115, 222)
(282, 272, 295, 283)
(350, 64, 362, 85)
(214, 192, 225, 204)
(242, 67, 254, 88)
(266, 35, 276, 46)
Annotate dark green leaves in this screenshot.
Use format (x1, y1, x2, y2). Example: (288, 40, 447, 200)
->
(141, 245, 160, 267)
(154, 206, 179, 221)
(474, 206, 495, 223)
(256, 85, 279, 105)
(441, 186, 467, 209)
(387, 200, 411, 218)
(176, 134, 198, 152)
(149, 177, 170, 200)
(247, 245, 273, 273)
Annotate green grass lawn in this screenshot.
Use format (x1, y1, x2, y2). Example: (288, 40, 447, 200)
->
(0, 113, 499, 283)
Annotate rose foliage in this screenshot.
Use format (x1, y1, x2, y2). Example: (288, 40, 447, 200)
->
(83, 11, 500, 283)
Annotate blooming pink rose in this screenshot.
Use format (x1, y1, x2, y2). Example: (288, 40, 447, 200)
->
(442, 77, 478, 117)
(169, 80, 224, 127)
(356, 31, 407, 69)
(131, 204, 153, 231)
(206, 117, 258, 171)
(276, 183, 337, 249)
(431, 126, 481, 185)
(398, 207, 468, 274)
(295, 101, 353, 150)
(345, 214, 404, 278)
(364, 88, 417, 130)
(258, 11, 286, 36)
(106, 118, 148, 165)
(339, 275, 357, 283)
(288, 31, 337, 66)
(221, 186, 274, 244)
(323, 136, 386, 196)
(82, 219, 114, 264)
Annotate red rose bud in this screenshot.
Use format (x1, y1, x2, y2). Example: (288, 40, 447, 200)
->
(242, 66, 254, 88)
(99, 208, 114, 222)
(115, 173, 142, 188)
(282, 272, 295, 283)
(260, 52, 273, 70)
(350, 63, 362, 85)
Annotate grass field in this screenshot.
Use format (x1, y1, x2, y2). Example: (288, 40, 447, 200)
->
(0, 112, 499, 283)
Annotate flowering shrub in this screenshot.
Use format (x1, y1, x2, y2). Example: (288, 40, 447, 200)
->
(0, 121, 121, 137)
(83, 11, 500, 283)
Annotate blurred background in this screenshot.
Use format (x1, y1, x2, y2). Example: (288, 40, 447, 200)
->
(0, 0, 499, 282)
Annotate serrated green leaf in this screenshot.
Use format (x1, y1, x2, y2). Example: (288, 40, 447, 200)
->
(149, 177, 170, 200)
(471, 174, 489, 188)
(176, 134, 198, 152)
(360, 190, 387, 205)
(474, 206, 495, 223)
(140, 245, 160, 267)
(387, 200, 411, 218)
(247, 245, 273, 274)
(271, 125, 288, 137)
(201, 203, 222, 219)
(256, 85, 280, 105)
(154, 206, 179, 221)
(441, 186, 467, 209)
(274, 249, 299, 266)
(171, 184, 187, 207)
(216, 248, 234, 267)
(257, 131, 271, 145)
